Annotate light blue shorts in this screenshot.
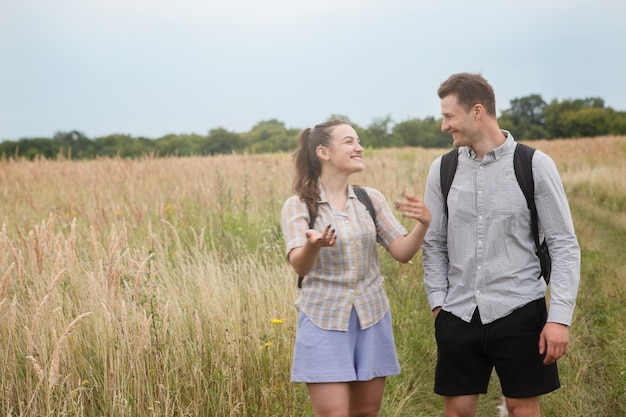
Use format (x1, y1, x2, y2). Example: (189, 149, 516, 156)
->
(291, 307, 401, 383)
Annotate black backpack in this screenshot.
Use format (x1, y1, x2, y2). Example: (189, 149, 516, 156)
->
(440, 143, 552, 284)
(297, 186, 376, 288)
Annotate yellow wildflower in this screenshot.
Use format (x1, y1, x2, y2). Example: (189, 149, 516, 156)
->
(163, 204, 175, 217)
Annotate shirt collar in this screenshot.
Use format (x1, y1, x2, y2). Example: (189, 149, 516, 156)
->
(317, 181, 357, 204)
(466, 130, 516, 161)
(494, 130, 516, 159)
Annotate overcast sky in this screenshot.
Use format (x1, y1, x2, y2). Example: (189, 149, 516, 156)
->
(1, 0, 624, 140)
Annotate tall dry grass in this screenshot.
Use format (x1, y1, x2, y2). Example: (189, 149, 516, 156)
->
(1, 137, 625, 416)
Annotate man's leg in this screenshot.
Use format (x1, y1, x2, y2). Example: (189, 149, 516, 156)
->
(505, 396, 540, 417)
(443, 394, 479, 417)
(434, 310, 491, 405)
(491, 300, 559, 413)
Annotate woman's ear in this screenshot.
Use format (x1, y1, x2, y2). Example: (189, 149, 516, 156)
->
(316, 145, 329, 161)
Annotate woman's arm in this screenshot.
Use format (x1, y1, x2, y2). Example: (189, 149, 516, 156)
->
(388, 192, 431, 263)
(287, 225, 337, 276)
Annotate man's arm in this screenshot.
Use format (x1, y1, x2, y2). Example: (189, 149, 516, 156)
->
(422, 158, 450, 312)
(533, 152, 580, 364)
(533, 151, 581, 326)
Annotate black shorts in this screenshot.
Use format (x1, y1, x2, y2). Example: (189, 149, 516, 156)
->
(434, 298, 560, 398)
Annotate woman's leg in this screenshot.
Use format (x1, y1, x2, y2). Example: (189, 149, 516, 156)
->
(307, 382, 350, 417)
(348, 377, 386, 417)
(307, 377, 386, 417)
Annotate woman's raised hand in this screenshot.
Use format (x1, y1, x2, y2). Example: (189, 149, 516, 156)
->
(305, 224, 337, 247)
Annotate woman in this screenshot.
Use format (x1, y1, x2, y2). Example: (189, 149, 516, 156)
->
(280, 118, 431, 417)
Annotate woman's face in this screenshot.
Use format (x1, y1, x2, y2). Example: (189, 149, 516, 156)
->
(323, 124, 364, 174)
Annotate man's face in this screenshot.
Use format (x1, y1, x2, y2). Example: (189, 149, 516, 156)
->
(440, 94, 475, 148)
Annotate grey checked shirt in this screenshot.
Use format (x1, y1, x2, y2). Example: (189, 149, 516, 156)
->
(422, 132, 580, 325)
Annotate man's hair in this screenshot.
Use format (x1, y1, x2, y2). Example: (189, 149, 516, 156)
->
(437, 72, 497, 117)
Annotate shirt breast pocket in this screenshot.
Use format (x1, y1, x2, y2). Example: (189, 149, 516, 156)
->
(492, 179, 527, 217)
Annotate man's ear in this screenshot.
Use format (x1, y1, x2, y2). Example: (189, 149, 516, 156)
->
(473, 104, 485, 120)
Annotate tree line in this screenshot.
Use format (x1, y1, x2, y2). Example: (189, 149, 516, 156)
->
(2, 94, 625, 159)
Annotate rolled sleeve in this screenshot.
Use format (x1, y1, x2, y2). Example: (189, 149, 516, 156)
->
(281, 195, 310, 258)
(362, 187, 407, 249)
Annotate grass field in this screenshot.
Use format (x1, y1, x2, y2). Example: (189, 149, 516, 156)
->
(1, 136, 625, 416)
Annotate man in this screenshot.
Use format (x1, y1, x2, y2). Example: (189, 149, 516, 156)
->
(422, 72, 580, 417)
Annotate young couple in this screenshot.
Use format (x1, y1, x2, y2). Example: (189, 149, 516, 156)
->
(280, 72, 581, 417)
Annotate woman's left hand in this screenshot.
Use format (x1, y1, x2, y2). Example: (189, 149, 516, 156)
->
(395, 192, 431, 225)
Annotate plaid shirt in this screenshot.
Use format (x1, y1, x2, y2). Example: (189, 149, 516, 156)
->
(281, 184, 407, 331)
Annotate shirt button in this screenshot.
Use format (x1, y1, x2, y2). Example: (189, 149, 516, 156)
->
(478, 241, 482, 245)
(477, 265, 482, 270)
(479, 215, 483, 220)
(476, 290, 481, 295)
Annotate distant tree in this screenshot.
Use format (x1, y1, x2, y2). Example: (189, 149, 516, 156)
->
(0, 140, 18, 158)
(3, 94, 624, 160)
(392, 117, 450, 148)
(544, 97, 606, 138)
(54, 130, 93, 158)
(607, 108, 626, 135)
(154, 134, 205, 156)
(360, 115, 402, 148)
(204, 128, 246, 154)
(499, 94, 548, 140)
(94, 134, 136, 158)
(128, 137, 156, 157)
(507, 95, 547, 124)
(18, 137, 60, 159)
(558, 108, 610, 138)
(245, 119, 298, 153)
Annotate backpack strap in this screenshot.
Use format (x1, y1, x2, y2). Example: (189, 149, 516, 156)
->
(297, 210, 317, 289)
(514, 143, 551, 283)
(440, 148, 459, 217)
(353, 186, 377, 225)
(297, 186, 377, 289)
(513, 143, 540, 253)
(513, 143, 537, 218)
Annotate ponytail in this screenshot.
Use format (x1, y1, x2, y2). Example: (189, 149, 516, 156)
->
(292, 118, 347, 218)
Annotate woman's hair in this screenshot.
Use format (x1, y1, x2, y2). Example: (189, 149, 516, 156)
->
(292, 118, 348, 217)
(437, 72, 496, 117)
